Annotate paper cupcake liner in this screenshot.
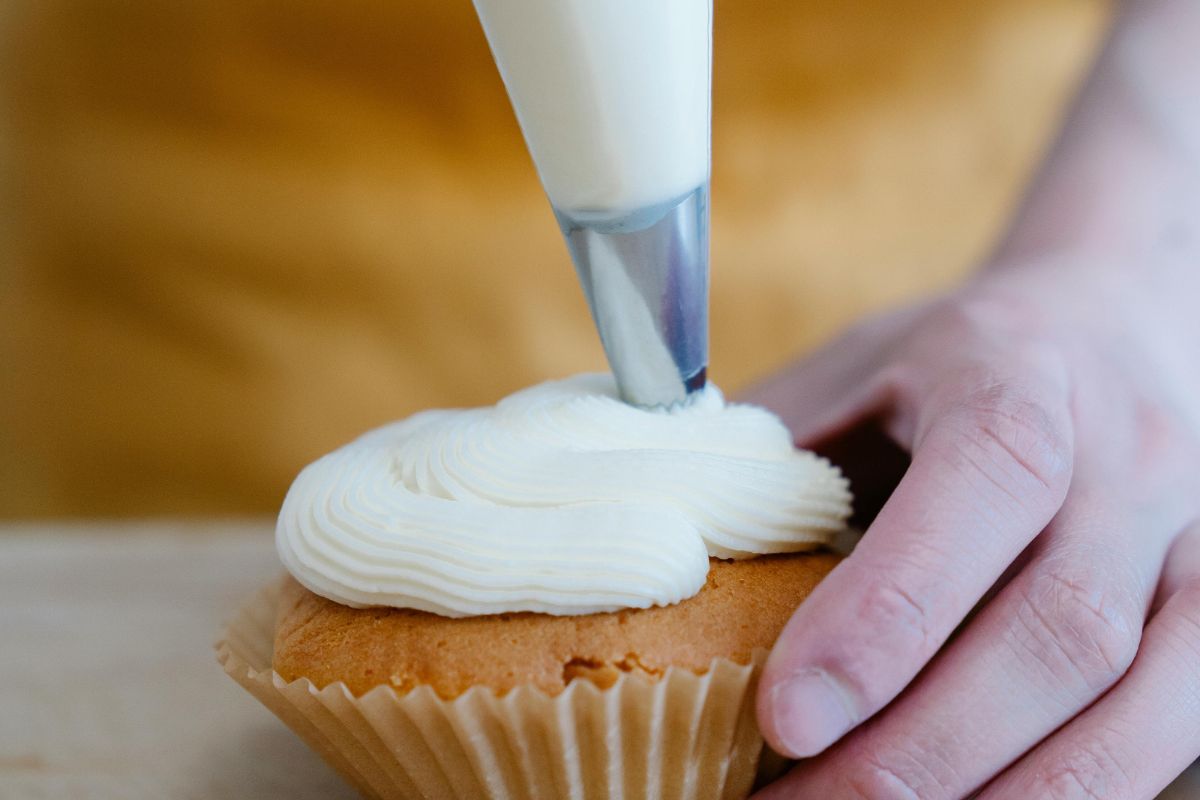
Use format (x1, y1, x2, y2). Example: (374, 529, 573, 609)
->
(216, 579, 775, 800)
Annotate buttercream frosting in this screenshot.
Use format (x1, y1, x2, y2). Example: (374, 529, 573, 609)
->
(277, 374, 851, 617)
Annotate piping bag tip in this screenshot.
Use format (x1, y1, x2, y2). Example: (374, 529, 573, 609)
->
(556, 182, 710, 410)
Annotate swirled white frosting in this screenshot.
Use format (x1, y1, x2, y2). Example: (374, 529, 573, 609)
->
(277, 374, 851, 617)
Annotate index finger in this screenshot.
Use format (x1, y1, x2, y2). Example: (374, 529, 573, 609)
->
(757, 373, 1074, 757)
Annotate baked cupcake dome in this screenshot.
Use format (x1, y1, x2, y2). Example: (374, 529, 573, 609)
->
(274, 552, 839, 698)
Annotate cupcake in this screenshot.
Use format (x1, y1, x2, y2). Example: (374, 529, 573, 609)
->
(218, 374, 851, 800)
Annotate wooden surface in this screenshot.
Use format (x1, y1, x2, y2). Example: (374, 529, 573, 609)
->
(1, 522, 355, 800)
(2, 521, 1197, 800)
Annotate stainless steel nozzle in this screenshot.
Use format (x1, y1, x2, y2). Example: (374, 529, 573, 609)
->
(555, 182, 710, 409)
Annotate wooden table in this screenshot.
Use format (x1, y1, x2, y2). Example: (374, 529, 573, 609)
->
(3, 522, 1198, 799)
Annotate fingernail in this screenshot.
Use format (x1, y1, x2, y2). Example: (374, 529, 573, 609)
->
(769, 669, 855, 757)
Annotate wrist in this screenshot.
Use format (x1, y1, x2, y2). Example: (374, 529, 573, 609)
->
(987, 0, 1200, 282)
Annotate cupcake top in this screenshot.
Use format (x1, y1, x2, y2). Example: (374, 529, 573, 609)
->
(276, 373, 851, 617)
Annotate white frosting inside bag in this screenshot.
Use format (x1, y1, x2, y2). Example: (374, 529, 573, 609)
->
(277, 374, 851, 616)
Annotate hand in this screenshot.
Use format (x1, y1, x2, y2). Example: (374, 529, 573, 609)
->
(747, 258, 1200, 798)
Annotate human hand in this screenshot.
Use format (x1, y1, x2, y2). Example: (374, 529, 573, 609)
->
(747, 259, 1200, 798)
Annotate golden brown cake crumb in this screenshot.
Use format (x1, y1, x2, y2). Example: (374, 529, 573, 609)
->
(273, 552, 839, 698)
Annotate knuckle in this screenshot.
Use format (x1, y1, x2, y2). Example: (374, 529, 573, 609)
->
(852, 571, 937, 659)
(840, 742, 958, 800)
(842, 760, 925, 800)
(1015, 565, 1143, 694)
(819, 558, 947, 712)
(1031, 740, 1136, 800)
(957, 382, 1073, 501)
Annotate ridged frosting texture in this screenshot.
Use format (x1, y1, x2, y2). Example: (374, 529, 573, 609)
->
(277, 374, 851, 616)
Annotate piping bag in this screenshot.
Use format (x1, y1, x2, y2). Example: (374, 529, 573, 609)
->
(473, 0, 712, 409)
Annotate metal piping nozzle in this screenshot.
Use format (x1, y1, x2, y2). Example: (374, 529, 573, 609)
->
(555, 182, 710, 409)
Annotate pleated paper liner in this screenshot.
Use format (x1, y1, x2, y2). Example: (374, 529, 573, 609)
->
(216, 578, 786, 800)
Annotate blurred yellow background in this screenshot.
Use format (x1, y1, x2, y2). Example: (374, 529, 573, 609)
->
(0, 0, 1109, 518)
